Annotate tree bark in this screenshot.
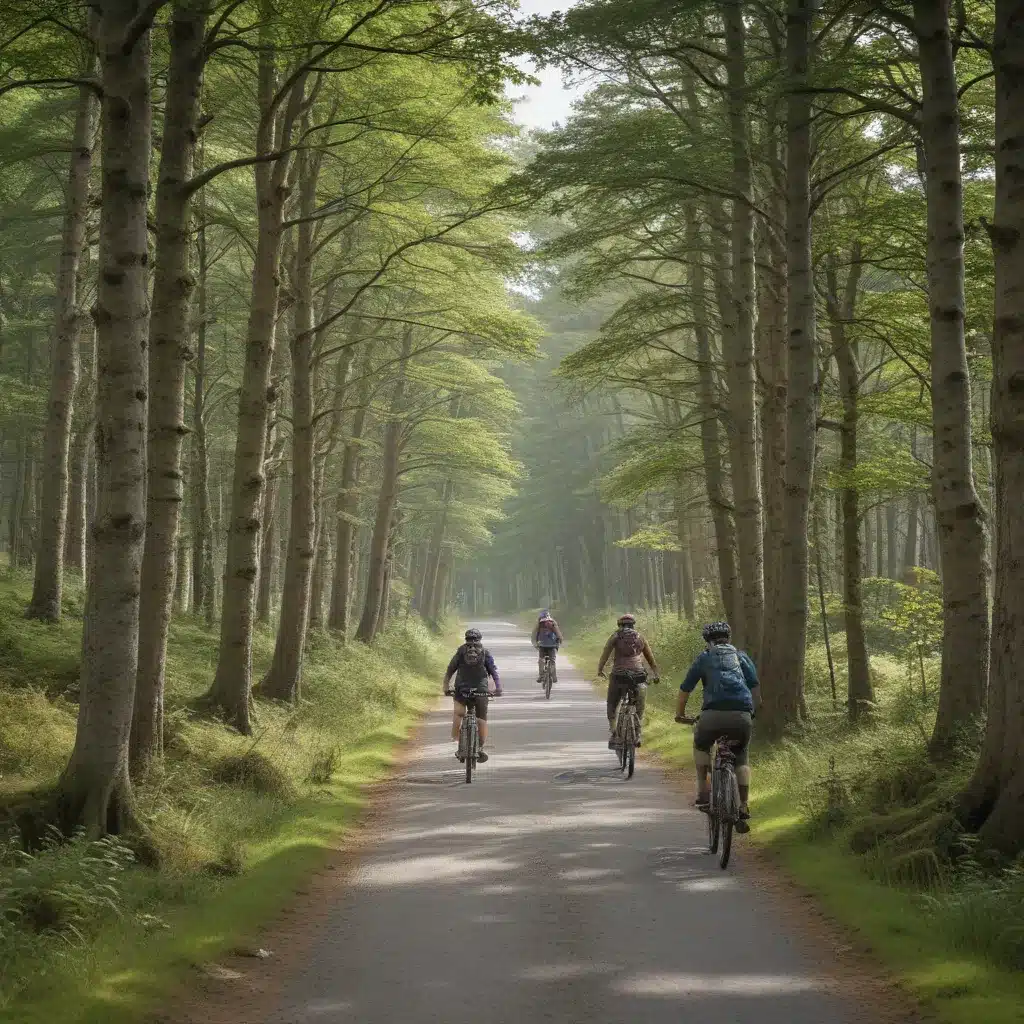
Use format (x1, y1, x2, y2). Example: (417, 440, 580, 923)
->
(208, 56, 304, 732)
(29, 77, 98, 621)
(723, 1, 764, 656)
(960, 0, 1024, 852)
(260, 147, 319, 703)
(691, 209, 740, 625)
(761, 0, 816, 735)
(914, 0, 991, 755)
(66, 321, 96, 578)
(828, 252, 874, 721)
(56, 0, 152, 836)
(133, 0, 207, 771)
(356, 330, 413, 643)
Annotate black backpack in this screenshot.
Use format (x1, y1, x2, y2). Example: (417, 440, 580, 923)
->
(462, 641, 485, 668)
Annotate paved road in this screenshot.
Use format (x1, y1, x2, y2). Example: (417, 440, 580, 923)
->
(267, 621, 856, 1024)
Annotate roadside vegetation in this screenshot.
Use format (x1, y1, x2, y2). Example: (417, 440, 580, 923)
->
(561, 601, 1024, 1024)
(0, 566, 445, 1020)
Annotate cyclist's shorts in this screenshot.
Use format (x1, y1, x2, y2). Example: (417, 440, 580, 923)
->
(539, 646, 557, 657)
(693, 709, 752, 765)
(454, 691, 488, 719)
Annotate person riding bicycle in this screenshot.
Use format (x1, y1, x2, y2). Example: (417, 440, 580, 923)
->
(531, 609, 563, 686)
(676, 621, 760, 832)
(443, 628, 501, 763)
(596, 613, 660, 749)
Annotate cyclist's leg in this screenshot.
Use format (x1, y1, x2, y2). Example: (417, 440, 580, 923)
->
(730, 714, 754, 817)
(474, 694, 490, 761)
(452, 696, 466, 741)
(692, 714, 715, 806)
(606, 674, 624, 747)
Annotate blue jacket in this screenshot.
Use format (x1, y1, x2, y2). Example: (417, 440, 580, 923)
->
(681, 643, 759, 712)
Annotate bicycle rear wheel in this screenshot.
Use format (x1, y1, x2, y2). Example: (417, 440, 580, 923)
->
(464, 715, 476, 784)
(719, 768, 739, 868)
(543, 662, 552, 699)
(626, 738, 636, 779)
(708, 764, 721, 853)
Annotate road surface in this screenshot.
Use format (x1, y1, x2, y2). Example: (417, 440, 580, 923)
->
(264, 620, 863, 1024)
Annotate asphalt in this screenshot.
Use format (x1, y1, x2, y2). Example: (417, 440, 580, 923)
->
(266, 620, 857, 1024)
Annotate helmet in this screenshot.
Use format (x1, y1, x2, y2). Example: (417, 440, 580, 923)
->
(617, 613, 636, 627)
(702, 621, 731, 643)
(538, 609, 550, 620)
(465, 628, 482, 643)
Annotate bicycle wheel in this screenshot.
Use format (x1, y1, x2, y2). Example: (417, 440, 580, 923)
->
(719, 768, 739, 869)
(626, 734, 636, 779)
(707, 765, 721, 854)
(543, 661, 552, 699)
(464, 715, 475, 784)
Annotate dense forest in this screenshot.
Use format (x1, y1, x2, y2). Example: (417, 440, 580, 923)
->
(0, 0, 1023, 1014)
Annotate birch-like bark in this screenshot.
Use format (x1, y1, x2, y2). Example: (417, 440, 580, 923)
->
(208, 54, 305, 732)
(914, 0, 991, 755)
(29, 76, 98, 621)
(57, 0, 152, 836)
(723, 0, 764, 656)
(133, 0, 207, 770)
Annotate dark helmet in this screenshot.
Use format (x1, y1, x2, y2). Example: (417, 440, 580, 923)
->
(617, 613, 636, 627)
(465, 628, 482, 643)
(702, 621, 731, 643)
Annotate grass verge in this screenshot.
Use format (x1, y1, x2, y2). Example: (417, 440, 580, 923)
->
(0, 569, 445, 1023)
(555, 606, 1024, 1024)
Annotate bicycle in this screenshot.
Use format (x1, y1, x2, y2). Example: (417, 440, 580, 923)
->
(540, 650, 556, 699)
(609, 671, 658, 779)
(677, 714, 742, 869)
(446, 689, 499, 784)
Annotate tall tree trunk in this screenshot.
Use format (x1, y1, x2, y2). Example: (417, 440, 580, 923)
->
(66, 321, 96, 578)
(208, 59, 304, 732)
(761, 0, 816, 734)
(133, 0, 206, 770)
(886, 503, 898, 579)
(356, 331, 412, 643)
(191, 168, 214, 624)
(828, 252, 873, 720)
(328, 383, 369, 635)
(691, 210, 740, 625)
(260, 149, 319, 703)
(960, 1, 1024, 852)
(723, 1, 764, 655)
(57, 0, 152, 836)
(915, 0, 991, 755)
(29, 77, 98, 620)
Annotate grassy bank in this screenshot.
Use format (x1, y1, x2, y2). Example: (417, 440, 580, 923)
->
(0, 569, 445, 1023)
(557, 607, 1024, 1024)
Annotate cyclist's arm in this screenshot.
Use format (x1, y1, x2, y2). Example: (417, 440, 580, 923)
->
(596, 635, 615, 675)
(442, 650, 460, 692)
(530, 624, 539, 647)
(678, 658, 704, 716)
(740, 652, 762, 710)
(641, 639, 660, 676)
(553, 621, 564, 642)
(485, 652, 502, 694)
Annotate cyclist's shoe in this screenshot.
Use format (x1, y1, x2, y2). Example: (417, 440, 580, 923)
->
(608, 737, 618, 750)
(735, 807, 751, 833)
(477, 749, 489, 764)
(455, 752, 465, 763)
(695, 797, 710, 812)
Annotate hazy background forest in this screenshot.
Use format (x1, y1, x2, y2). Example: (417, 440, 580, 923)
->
(1, 0, 1023, 1019)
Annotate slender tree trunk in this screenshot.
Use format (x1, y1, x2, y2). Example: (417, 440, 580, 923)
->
(723, 2, 764, 655)
(208, 59, 304, 732)
(828, 252, 873, 720)
(960, 1, 1024, 852)
(57, 0, 152, 836)
(191, 215, 214, 623)
(691, 210, 741, 625)
(66, 321, 95, 577)
(133, 0, 206, 770)
(29, 78, 98, 620)
(328, 384, 369, 635)
(356, 331, 412, 642)
(260, 149, 319, 703)
(761, 0, 816, 734)
(915, 0, 991, 755)
(886, 503, 898, 579)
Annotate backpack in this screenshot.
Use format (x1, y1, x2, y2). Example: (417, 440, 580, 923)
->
(462, 642, 485, 668)
(614, 627, 644, 657)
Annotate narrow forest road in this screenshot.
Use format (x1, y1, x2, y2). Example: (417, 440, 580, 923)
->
(244, 622, 892, 1023)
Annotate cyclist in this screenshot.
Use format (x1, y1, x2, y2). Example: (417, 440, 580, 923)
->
(596, 613, 660, 749)
(443, 628, 501, 762)
(676, 620, 760, 832)
(531, 609, 563, 686)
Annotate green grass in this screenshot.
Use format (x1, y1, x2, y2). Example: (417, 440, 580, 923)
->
(0, 568, 446, 1022)
(556, 604, 1024, 1024)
